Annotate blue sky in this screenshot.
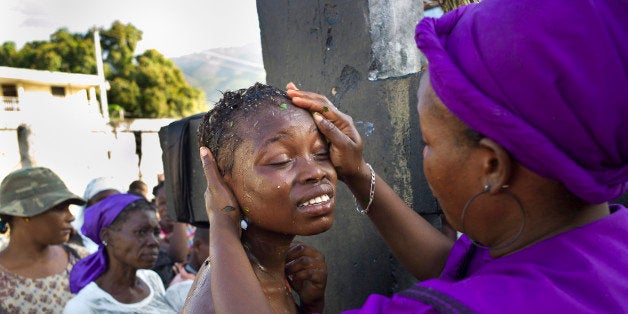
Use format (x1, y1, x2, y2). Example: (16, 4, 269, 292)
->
(0, 0, 261, 58)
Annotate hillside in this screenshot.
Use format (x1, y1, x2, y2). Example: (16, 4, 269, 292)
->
(172, 42, 266, 106)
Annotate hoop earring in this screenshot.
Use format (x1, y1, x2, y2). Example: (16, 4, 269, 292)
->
(461, 185, 526, 251)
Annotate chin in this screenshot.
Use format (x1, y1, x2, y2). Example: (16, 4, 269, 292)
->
(300, 216, 334, 236)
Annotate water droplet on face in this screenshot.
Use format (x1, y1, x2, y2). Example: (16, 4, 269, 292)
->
(277, 185, 280, 189)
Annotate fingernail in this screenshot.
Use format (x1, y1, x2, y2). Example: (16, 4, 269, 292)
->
(313, 112, 323, 122)
(200, 147, 208, 157)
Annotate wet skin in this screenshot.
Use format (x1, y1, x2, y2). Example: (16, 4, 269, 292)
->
(225, 104, 338, 237)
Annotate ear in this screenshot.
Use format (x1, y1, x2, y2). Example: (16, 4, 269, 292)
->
(478, 138, 512, 194)
(99, 228, 109, 245)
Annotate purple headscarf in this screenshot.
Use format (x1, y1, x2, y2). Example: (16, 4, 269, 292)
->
(415, 0, 628, 204)
(69, 193, 142, 293)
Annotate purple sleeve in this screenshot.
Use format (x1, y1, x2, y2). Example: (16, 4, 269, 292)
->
(342, 293, 438, 314)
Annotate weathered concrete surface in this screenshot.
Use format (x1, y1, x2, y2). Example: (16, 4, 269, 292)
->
(257, 1, 440, 312)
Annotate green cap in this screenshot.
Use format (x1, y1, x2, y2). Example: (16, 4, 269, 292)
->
(0, 167, 86, 217)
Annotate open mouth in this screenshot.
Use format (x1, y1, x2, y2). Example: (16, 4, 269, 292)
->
(298, 194, 331, 207)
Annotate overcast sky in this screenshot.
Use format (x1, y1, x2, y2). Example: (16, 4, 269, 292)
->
(0, 0, 261, 58)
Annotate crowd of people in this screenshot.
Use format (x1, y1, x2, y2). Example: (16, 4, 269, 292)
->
(1, 0, 627, 312)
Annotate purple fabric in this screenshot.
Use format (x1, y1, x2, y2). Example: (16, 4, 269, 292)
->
(415, 0, 628, 204)
(69, 193, 142, 293)
(346, 205, 628, 313)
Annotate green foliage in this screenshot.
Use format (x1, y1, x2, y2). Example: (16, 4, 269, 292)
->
(0, 22, 206, 118)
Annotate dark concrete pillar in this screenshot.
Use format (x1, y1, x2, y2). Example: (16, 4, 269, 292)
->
(257, 1, 441, 312)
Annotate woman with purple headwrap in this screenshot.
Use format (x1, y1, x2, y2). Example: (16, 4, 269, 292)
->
(197, 0, 628, 312)
(64, 193, 176, 313)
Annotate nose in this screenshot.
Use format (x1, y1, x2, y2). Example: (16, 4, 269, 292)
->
(64, 206, 75, 222)
(147, 232, 159, 247)
(298, 157, 327, 184)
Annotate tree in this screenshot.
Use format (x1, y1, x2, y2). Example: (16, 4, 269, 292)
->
(0, 22, 206, 119)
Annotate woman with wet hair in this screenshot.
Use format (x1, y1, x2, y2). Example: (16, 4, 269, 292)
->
(183, 83, 334, 313)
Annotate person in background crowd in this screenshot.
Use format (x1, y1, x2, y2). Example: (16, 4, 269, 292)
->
(164, 227, 209, 310)
(0, 167, 89, 313)
(151, 181, 195, 287)
(65, 193, 175, 313)
(69, 176, 121, 252)
(128, 179, 149, 199)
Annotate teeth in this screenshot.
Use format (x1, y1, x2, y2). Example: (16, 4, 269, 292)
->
(300, 194, 330, 207)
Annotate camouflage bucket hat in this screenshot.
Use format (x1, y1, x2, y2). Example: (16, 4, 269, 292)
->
(0, 167, 86, 217)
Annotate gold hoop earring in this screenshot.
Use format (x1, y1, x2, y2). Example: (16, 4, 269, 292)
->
(461, 185, 526, 250)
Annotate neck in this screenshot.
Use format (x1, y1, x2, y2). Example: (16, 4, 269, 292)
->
(242, 226, 294, 276)
(492, 197, 610, 258)
(3, 230, 52, 259)
(97, 260, 139, 289)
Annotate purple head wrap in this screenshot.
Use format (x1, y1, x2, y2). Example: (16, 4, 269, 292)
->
(415, 0, 628, 204)
(69, 193, 142, 293)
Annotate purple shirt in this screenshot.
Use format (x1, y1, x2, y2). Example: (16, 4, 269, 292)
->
(345, 205, 628, 313)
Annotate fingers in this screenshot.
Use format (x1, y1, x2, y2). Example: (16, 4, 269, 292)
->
(286, 82, 299, 91)
(287, 90, 361, 145)
(199, 146, 240, 223)
(200, 147, 221, 186)
(285, 242, 327, 283)
(287, 89, 340, 120)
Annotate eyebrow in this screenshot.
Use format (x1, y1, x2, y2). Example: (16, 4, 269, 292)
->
(261, 124, 319, 147)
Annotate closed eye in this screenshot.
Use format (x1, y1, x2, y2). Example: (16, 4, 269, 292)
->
(314, 150, 329, 160)
(269, 159, 292, 166)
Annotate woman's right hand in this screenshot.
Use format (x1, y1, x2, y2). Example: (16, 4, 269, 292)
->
(286, 83, 368, 183)
(199, 147, 240, 233)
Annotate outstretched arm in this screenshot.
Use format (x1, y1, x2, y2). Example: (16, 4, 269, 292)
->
(287, 84, 454, 280)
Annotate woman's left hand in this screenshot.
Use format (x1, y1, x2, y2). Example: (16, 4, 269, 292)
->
(285, 241, 327, 314)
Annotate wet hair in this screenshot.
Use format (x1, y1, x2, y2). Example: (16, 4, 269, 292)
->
(197, 82, 291, 176)
(108, 199, 156, 229)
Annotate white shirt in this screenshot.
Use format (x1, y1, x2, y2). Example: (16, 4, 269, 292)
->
(165, 279, 193, 311)
(63, 269, 176, 314)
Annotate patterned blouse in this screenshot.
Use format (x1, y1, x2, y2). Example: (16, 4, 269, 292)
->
(0, 243, 89, 314)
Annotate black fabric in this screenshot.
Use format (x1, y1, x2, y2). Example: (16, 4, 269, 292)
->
(161, 113, 204, 224)
(397, 285, 475, 314)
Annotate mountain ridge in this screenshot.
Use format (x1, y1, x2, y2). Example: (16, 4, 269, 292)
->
(171, 42, 266, 106)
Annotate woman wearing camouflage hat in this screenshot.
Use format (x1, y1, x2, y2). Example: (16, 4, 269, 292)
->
(0, 166, 90, 313)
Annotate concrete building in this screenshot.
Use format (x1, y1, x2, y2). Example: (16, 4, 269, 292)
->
(0, 66, 171, 223)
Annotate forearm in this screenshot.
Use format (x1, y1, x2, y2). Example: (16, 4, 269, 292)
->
(347, 167, 454, 280)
